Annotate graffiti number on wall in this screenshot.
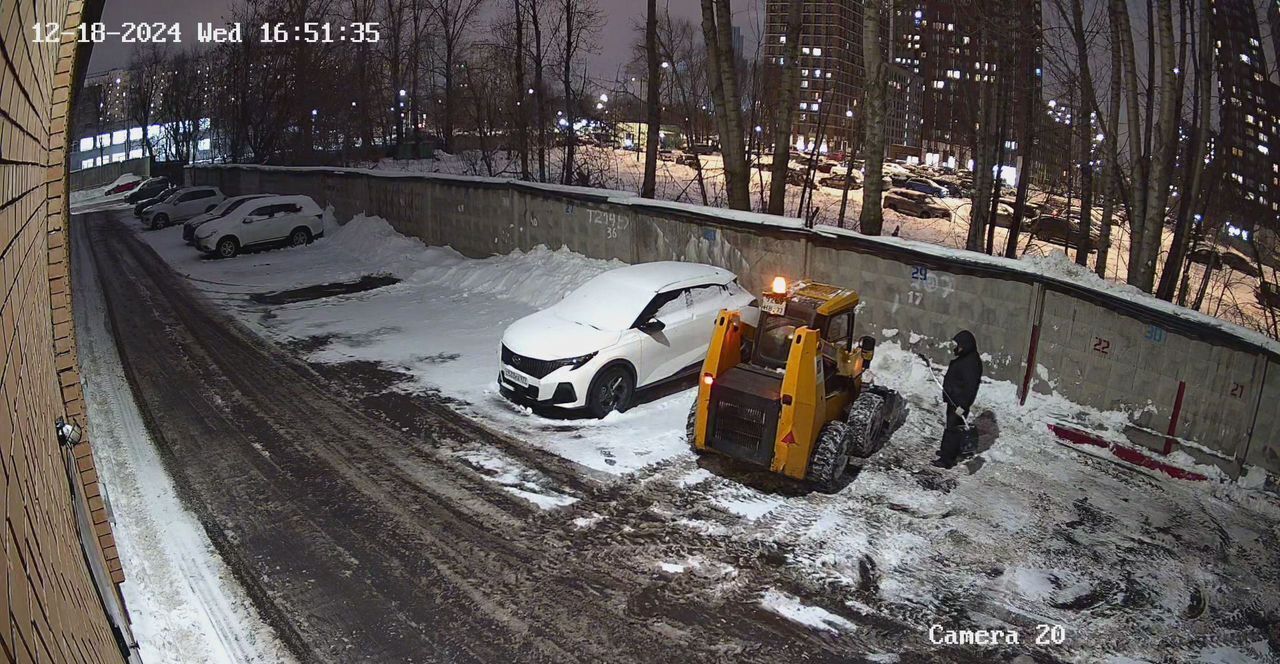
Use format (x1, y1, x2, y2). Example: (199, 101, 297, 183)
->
(1092, 337, 1111, 355)
(586, 209, 630, 240)
(1144, 325, 1166, 343)
(911, 266, 928, 281)
(1229, 382, 1246, 399)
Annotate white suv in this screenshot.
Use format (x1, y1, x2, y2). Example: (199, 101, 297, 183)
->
(194, 194, 324, 258)
(499, 262, 757, 417)
(140, 186, 225, 229)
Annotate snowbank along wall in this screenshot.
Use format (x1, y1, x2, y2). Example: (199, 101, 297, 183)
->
(191, 165, 1280, 479)
(2, 0, 130, 661)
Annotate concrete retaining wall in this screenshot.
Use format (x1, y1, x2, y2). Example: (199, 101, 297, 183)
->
(190, 164, 1280, 479)
(69, 157, 149, 190)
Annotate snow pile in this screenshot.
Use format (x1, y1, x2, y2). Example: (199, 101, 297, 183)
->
(323, 214, 432, 278)
(408, 245, 626, 312)
(324, 214, 625, 311)
(759, 589, 857, 633)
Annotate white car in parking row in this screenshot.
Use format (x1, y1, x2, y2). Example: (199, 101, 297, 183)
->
(499, 262, 757, 417)
(140, 186, 225, 229)
(194, 194, 325, 258)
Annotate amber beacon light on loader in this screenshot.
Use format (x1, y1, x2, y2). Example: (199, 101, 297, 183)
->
(687, 277, 906, 492)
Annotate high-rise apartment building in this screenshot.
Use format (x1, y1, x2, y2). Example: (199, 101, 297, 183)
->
(1211, 0, 1280, 226)
(762, 0, 921, 154)
(891, 0, 1040, 167)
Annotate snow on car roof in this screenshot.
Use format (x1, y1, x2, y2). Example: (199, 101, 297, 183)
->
(552, 262, 735, 331)
(601, 261, 734, 291)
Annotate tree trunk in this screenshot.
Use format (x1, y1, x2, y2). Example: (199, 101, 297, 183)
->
(969, 79, 997, 251)
(699, 0, 750, 210)
(532, 1, 548, 182)
(561, 0, 576, 185)
(1156, 0, 1210, 300)
(768, 0, 804, 215)
(1096, 23, 1123, 277)
(1004, 0, 1039, 258)
(641, 0, 660, 198)
(1133, 0, 1179, 291)
(515, 0, 530, 180)
(859, 0, 887, 235)
(1112, 0, 1147, 281)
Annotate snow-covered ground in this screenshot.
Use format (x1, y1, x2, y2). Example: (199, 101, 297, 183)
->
(71, 202, 294, 664)
(76, 194, 1280, 660)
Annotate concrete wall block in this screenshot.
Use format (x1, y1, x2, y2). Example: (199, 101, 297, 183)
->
(1245, 361, 1280, 473)
(520, 194, 634, 263)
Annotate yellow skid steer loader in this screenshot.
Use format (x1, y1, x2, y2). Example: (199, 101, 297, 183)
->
(687, 277, 905, 492)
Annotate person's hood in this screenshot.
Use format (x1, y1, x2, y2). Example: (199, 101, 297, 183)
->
(953, 330, 977, 357)
(502, 309, 621, 360)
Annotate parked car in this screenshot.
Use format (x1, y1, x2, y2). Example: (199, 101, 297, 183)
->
(498, 262, 757, 417)
(1187, 247, 1260, 277)
(1029, 215, 1103, 250)
(658, 149, 676, 162)
(786, 168, 818, 188)
(689, 144, 718, 155)
(883, 188, 950, 219)
(133, 186, 177, 217)
(183, 193, 275, 244)
(818, 174, 862, 190)
(903, 177, 948, 198)
(676, 152, 700, 168)
(194, 195, 324, 258)
(124, 177, 171, 203)
(141, 186, 225, 230)
(105, 176, 143, 195)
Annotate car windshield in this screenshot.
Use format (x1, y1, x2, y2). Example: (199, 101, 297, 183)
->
(551, 273, 657, 331)
(211, 196, 260, 217)
(753, 313, 804, 369)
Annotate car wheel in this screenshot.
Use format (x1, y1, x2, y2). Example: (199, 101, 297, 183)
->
(216, 237, 239, 259)
(808, 421, 851, 493)
(587, 365, 634, 418)
(288, 227, 312, 247)
(151, 213, 168, 230)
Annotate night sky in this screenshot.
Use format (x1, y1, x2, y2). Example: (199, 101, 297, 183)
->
(89, 0, 762, 78)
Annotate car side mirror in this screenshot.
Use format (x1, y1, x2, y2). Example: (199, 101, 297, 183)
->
(637, 318, 666, 333)
(243, 215, 260, 224)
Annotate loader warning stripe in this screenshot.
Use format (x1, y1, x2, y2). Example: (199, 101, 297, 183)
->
(1047, 424, 1208, 482)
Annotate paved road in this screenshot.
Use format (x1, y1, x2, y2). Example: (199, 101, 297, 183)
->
(78, 212, 1000, 663)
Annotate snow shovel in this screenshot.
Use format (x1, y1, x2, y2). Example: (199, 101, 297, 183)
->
(915, 352, 979, 455)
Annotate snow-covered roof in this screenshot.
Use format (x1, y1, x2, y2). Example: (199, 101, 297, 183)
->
(602, 261, 735, 291)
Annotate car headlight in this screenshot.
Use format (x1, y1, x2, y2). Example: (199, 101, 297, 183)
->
(558, 352, 597, 370)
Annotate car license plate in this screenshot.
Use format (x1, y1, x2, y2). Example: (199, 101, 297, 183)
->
(762, 295, 786, 315)
(503, 368, 530, 387)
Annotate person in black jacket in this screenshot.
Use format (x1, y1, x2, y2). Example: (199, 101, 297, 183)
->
(935, 330, 983, 468)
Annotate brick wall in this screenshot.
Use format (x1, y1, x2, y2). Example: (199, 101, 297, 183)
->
(3, 0, 127, 661)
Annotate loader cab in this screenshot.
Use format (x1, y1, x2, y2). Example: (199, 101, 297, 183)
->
(751, 280, 859, 385)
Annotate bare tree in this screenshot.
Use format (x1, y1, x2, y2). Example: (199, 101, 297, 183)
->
(556, 0, 603, 185)
(1131, 0, 1181, 290)
(127, 44, 166, 159)
(641, 0, 660, 198)
(859, 0, 887, 235)
(699, 0, 750, 211)
(160, 51, 206, 164)
(1156, 0, 1213, 300)
(429, 0, 487, 153)
(767, 0, 803, 216)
